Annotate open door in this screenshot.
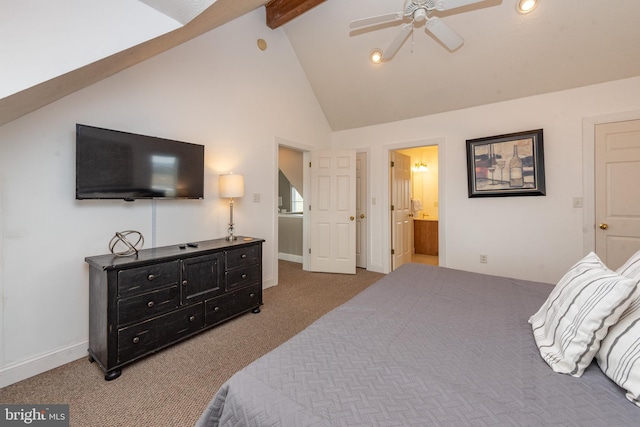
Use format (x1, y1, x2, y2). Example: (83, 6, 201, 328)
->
(309, 150, 356, 274)
(391, 151, 412, 270)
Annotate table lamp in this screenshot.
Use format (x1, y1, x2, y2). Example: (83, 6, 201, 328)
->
(219, 173, 244, 241)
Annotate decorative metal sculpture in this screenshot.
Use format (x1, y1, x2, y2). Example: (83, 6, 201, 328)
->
(109, 230, 144, 257)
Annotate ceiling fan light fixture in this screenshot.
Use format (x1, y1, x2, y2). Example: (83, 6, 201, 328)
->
(350, 0, 484, 62)
(517, 0, 538, 14)
(370, 48, 383, 64)
(414, 8, 427, 23)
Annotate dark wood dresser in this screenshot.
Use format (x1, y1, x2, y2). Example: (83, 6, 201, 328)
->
(85, 237, 264, 380)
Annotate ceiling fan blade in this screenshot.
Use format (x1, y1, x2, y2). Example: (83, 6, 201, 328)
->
(426, 17, 464, 51)
(382, 23, 413, 60)
(436, 0, 485, 11)
(349, 12, 404, 29)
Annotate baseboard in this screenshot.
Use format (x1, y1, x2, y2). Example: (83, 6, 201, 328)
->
(263, 276, 275, 289)
(366, 264, 385, 274)
(0, 341, 87, 388)
(278, 253, 302, 263)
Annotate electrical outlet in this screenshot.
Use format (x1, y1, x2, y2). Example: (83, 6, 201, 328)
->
(253, 193, 261, 203)
(480, 254, 488, 264)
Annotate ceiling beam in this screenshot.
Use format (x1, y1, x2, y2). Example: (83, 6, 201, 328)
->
(265, 0, 326, 29)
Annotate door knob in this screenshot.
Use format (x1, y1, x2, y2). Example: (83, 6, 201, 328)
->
(599, 223, 609, 230)
(360, 214, 365, 219)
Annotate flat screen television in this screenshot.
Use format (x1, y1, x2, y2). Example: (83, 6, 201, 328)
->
(76, 124, 204, 200)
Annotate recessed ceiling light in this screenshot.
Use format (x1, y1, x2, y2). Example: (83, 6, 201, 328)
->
(517, 0, 538, 14)
(370, 49, 383, 64)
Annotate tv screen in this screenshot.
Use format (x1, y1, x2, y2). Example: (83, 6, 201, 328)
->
(76, 124, 204, 200)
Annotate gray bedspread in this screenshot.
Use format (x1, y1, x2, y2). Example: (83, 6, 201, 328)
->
(196, 264, 639, 426)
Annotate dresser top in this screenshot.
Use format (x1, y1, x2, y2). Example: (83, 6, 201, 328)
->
(85, 236, 264, 270)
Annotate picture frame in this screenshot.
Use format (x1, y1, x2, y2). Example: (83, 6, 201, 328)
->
(466, 129, 545, 198)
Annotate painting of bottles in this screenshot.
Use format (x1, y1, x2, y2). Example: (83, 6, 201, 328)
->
(466, 129, 545, 197)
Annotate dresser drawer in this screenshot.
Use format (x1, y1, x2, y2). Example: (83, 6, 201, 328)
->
(118, 261, 179, 297)
(118, 286, 180, 325)
(205, 284, 261, 326)
(225, 245, 259, 269)
(225, 264, 260, 291)
(117, 303, 203, 363)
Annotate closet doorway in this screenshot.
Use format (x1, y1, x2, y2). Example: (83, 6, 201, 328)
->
(594, 119, 640, 269)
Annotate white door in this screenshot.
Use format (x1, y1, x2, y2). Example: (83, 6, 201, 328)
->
(595, 119, 640, 270)
(356, 152, 368, 269)
(391, 151, 412, 270)
(309, 150, 356, 274)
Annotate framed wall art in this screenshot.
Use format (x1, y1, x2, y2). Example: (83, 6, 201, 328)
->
(466, 129, 545, 198)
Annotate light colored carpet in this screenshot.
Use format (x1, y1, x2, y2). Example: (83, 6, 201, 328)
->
(0, 261, 384, 426)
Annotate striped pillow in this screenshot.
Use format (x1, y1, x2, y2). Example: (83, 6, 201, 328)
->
(616, 249, 640, 278)
(529, 252, 637, 377)
(596, 250, 640, 406)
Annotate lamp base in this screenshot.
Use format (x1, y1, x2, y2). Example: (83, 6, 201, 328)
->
(225, 199, 238, 241)
(226, 224, 236, 241)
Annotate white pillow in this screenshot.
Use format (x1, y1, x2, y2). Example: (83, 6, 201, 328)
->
(529, 252, 637, 377)
(616, 249, 640, 278)
(596, 250, 640, 406)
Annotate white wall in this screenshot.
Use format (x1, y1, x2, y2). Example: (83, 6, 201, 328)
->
(0, 0, 181, 98)
(0, 9, 331, 387)
(278, 146, 304, 198)
(333, 77, 640, 282)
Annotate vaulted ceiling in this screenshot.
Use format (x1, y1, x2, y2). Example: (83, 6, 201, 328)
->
(0, 0, 270, 127)
(284, 0, 640, 130)
(2, 0, 640, 131)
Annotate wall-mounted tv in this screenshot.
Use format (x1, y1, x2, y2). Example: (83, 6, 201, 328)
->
(76, 124, 204, 200)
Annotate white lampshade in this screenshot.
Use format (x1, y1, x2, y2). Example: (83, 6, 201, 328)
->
(219, 173, 244, 198)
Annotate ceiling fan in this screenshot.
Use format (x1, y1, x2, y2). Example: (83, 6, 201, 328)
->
(350, 0, 487, 61)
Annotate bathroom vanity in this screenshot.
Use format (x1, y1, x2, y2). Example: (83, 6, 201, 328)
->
(414, 219, 438, 255)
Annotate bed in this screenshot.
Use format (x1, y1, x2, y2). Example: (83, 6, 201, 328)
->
(196, 262, 640, 426)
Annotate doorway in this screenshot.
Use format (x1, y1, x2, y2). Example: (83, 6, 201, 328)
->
(277, 145, 305, 264)
(277, 145, 360, 277)
(390, 145, 440, 270)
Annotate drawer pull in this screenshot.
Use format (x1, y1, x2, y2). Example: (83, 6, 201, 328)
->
(132, 337, 140, 344)
(241, 274, 247, 279)
(189, 316, 195, 322)
(147, 274, 155, 281)
(241, 254, 247, 259)
(250, 293, 255, 298)
(147, 301, 155, 308)
(182, 280, 187, 286)
(213, 306, 220, 312)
